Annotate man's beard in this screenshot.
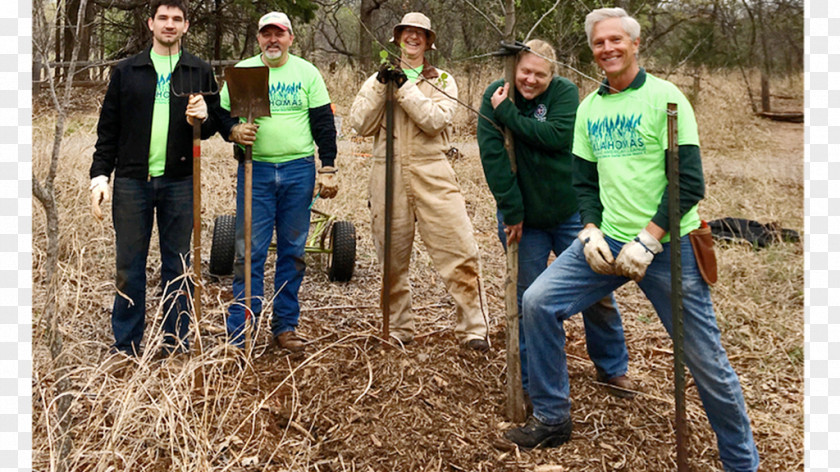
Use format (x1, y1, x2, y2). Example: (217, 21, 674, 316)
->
(156, 33, 179, 49)
(264, 48, 283, 60)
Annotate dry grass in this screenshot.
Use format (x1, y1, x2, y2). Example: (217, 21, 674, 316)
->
(32, 68, 802, 471)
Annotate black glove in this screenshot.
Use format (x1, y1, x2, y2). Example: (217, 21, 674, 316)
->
(391, 68, 408, 88)
(376, 63, 391, 84)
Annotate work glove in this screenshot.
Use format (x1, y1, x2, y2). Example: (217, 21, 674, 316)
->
(316, 166, 338, 199)
(229, 123, 258, 146)
(376, 63, 392, 84)
(391, 68, 408, 88)
(615, 229, 663, 282)
(90, 175, 110, 220)
(185, 94, 208, 126)
(578, 226, 615, 275)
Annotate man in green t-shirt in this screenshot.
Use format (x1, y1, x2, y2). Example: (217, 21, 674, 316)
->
(477, 39, 633, 403)
(221, 11, 338, 353)
(504, 8, 760, 472)
(89, 0, 234, 369)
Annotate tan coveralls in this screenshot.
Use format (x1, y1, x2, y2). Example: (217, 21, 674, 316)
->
(349, 62, 489, 344)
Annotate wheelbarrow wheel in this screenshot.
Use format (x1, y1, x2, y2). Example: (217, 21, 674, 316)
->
(210, 214, 236, 276)
(328, 220, 356, 282)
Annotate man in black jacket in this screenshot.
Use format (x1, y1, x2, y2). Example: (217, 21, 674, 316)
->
(90, 0, 234, 362)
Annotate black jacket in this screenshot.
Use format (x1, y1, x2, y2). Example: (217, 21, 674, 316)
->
(90, 46, 236, 180)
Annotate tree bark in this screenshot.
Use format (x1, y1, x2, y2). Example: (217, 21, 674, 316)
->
(359, 0, 387, 71)
(63, 0, 97, 80)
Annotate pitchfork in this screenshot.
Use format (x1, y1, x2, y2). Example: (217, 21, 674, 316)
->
(170, 46, 221, 380)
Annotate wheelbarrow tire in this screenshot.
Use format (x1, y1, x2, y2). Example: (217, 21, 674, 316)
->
(210, 214, 236, 276)
(328, 220, 356, 282)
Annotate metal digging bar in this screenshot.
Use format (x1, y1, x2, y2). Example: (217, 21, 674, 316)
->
(666, 102, 688, 471)
(382, 78, 395, 340)
(225, 66, 271, 357)
(170, 47, 220, 388)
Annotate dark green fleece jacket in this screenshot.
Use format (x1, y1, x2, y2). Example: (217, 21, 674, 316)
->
(477, 76, 580, 229)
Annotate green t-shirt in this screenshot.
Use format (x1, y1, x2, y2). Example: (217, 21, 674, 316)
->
(573, 72, 701, 243)
(148, 50, 180, 177)
(221, 54, 331, 163)
(403, 65, 423, 82)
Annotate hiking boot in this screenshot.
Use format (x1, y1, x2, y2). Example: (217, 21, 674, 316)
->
(503, 415, 572, 449)
(389, 332, 414, 347)
(275, 331, 306, 353)
(465, 338, 490, 352)
(597, 373, 636, 398)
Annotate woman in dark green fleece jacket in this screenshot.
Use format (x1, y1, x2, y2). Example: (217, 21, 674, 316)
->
(476, 39, 633, 400)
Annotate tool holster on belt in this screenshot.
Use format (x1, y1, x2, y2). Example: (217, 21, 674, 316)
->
(689, 221, 717, 285)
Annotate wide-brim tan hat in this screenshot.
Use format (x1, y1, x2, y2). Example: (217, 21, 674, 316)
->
(389, 12, 436, 50)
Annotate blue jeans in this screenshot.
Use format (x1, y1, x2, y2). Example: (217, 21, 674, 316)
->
(226, 157, 315, 345)
(522, 235, 759, 472)
(496, 211, 628, 392)
(111, 176, 193, 355)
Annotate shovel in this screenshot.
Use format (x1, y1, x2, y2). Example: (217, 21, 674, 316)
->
(225, 66, 271, 355)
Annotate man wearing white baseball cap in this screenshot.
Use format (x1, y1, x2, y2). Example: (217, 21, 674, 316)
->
(350, 12, 491, 352)
(258, 11, 293, 34)
(221, 11, 338, 353)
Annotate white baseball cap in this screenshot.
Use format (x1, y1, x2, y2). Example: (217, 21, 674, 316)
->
(258, 12, 293, 34)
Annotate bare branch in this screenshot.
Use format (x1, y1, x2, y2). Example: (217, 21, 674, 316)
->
(458, 0, 504, 37)
(525, 0, 564, 42)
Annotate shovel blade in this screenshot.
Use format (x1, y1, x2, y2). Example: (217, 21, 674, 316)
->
(225, 66, 271, 120)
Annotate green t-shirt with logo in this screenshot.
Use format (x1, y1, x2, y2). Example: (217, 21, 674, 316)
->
(573, 72, 700, 243)
(220, 54, 331, 163)
(403, 65, 423, 82)
(149, 50, 180, 176)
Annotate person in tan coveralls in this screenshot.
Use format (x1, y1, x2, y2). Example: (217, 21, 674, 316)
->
(349, 12, 490, 351)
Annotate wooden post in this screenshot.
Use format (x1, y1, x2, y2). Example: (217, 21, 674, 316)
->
(503, 0, 525, 424)
(667, 103, 688, 471)
(244, 111, 254, 356)
(191, 120, 204, 388)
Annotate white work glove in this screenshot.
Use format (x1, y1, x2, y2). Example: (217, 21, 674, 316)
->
(90, 175, 110, 220)
(185, 94, 208, 126)
(578, 226, 615, 275)
(316, 166, 338, 199)
(615, 229, 664, 282)
(229, 123, 258, 146)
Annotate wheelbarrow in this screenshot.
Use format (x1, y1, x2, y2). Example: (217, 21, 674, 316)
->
(208, 209, 356, 282)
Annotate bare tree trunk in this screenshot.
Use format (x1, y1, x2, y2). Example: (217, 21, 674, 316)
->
(63, 0, 96, 81)
(760, 72, 770, 112)
(54, 0, 62, 80)
(240, 21, 258, 59)
(213, 0, 222, 72)
(33, 0, 90, 469)
(756, 0, 771, 112)
(359, 0, 387, 71)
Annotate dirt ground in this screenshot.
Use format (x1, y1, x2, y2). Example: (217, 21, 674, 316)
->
(32, 71, 803, 471)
